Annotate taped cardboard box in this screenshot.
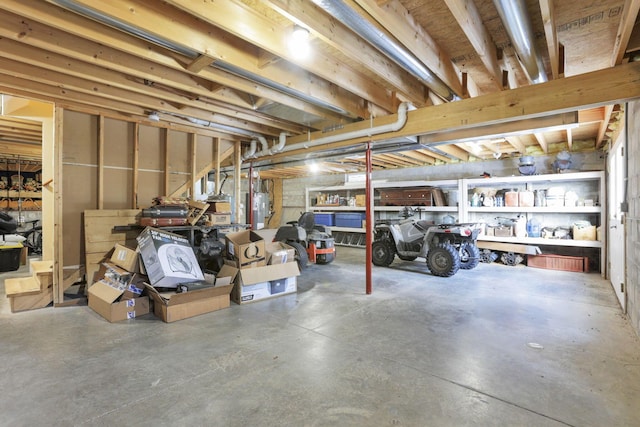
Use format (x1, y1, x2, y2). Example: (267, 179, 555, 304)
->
(145, 264, 238, 323)
(88, 280, 150, 322)
(110, 243, 141, 272)
(207, 213, 231, 226)
(225, 230, 266, 268)
(265, 241, 296, 265)
(208, 201, 231, 213)
(232, 262, 299, 304)
(136, 227, 204, 288)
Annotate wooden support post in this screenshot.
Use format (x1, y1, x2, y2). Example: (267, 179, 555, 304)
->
(97, 115, 104, 209)
(163, 128, 169, 196)
(190, 132, 197, 198)
(214, 137, 220, 194)
(234, 141, 242, 224)
(132, 122, 139, 209)
(54, 106, 64, 304)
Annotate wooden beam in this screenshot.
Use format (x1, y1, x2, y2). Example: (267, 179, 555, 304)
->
(420, 113, 578, 145)
(612, 0, 640, 66)
(444, 0, 503, 89)
(434, 144, 470, 161)
(266, 61, 640, 160)
(0, 0, 355, 121)
(163, 128, 169, 196)
(533, 133, 549, 153)
(539, 0, 560, 79)
(132, 123, 139, 208)
(353, 0, 465, 99)
(98, 115, 104, 209)
(74, 0, 392, 114)
(504, 136, 527, 154)
(566, 127, 573, 150)
(190, 133, 197, 198)
(54, 107, 64, 305)
(185, 54, 215, 73)
(264, 0, 427, 106)
(234, 141, 242, 224)
(596, 105, 615, 149)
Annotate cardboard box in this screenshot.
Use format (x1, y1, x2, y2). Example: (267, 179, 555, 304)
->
(209, 201, 231, 213)
(110, 243, 140, 272)
(232, 262, 299, 304)
(266, 241, 296, 265)
(573, 224, 596, 241)
(355, 194, 366, 207)
(88, 280, 150, 322)
(225, 230, 266, 268)
(136, 227, 204, 288)
(145, 264, 237, 322)
(96, 262, 132, 290)
(207, 213, 231, 225)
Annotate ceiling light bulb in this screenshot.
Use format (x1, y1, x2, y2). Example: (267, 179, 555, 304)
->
(148, 111, 160, 122)
(289, 25, 310, 59)
(308, 162, 319, 173)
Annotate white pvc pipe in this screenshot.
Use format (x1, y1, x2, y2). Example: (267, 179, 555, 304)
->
(251, 102, 409, 160)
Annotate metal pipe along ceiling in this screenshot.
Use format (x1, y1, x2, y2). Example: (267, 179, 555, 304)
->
(493, 0, 548, 84)
(309, 0, 459, 102)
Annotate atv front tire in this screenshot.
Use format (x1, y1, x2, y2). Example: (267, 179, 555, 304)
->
(289, 241, 309, 270)
(372, 240, 395, 267)
(459, 242, 480, 270)
(426, 243, 460, 277)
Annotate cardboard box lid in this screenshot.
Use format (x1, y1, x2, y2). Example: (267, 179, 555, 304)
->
(225, 229, 264, 246)
(110, 243, 139, 271)
(237, 262, 300, 286)
(145, 281, 234, 306)
(144, 265, 237, 306)
(88, 280, 125, 304)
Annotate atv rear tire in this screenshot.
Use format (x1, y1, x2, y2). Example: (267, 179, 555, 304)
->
(372, 240, 395, 267)
(426, 243, 460, 277)
(289, 241, 309, 270)
(459, 242, 480, 270)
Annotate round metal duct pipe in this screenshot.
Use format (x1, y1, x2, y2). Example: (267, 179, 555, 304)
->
(493, 0, 548, 84)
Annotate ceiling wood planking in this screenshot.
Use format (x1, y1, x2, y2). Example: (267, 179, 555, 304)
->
(443, 0, 504, 90)
(539, 0, 560, 79)
(6, 1, 358, 123)
(0, 0, 637, 178)
(161, 0, 395, 113)
(353, 0, 466, 98)
(263, 0, 428, 106)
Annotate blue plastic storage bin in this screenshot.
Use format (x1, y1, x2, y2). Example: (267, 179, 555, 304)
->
(314, 213, 335, 226)
(335, 212, 365, 228)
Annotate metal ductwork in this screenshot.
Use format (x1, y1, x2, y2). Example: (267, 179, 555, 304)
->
(493, 0, 548, 84)
(50, 0, 350, 116)
(309, 0, 459, 102)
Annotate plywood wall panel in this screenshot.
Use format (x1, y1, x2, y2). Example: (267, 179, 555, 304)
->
(139, 125, 164, 171)
(104, 118, 133, 168)
(103, 168, 132, 209)
(62, 164, 97, 267)
(197, 135, 214, 172)
(63, 110, 97, 164)
(167, 130, 189, 173)
(138, 170, 164, 207)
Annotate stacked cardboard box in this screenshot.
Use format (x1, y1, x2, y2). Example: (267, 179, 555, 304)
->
(225, 231, 300, 304)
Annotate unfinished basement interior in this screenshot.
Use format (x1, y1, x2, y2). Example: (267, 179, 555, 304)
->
(1, 1, 640, 425)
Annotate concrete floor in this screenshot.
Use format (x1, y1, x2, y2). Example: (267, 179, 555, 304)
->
(1, 247, 640, 427)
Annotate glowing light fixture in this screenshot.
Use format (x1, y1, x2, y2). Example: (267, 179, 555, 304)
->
(308, 161, 320, 173)
(148, 111, 160, 122)
(289, 25, 310, 59)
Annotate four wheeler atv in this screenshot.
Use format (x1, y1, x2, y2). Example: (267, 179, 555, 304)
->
(274, 212, 335, 269)
(372, 209, 482, 277)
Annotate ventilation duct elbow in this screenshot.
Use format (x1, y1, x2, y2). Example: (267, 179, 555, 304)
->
(242, 139, 258, 161)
